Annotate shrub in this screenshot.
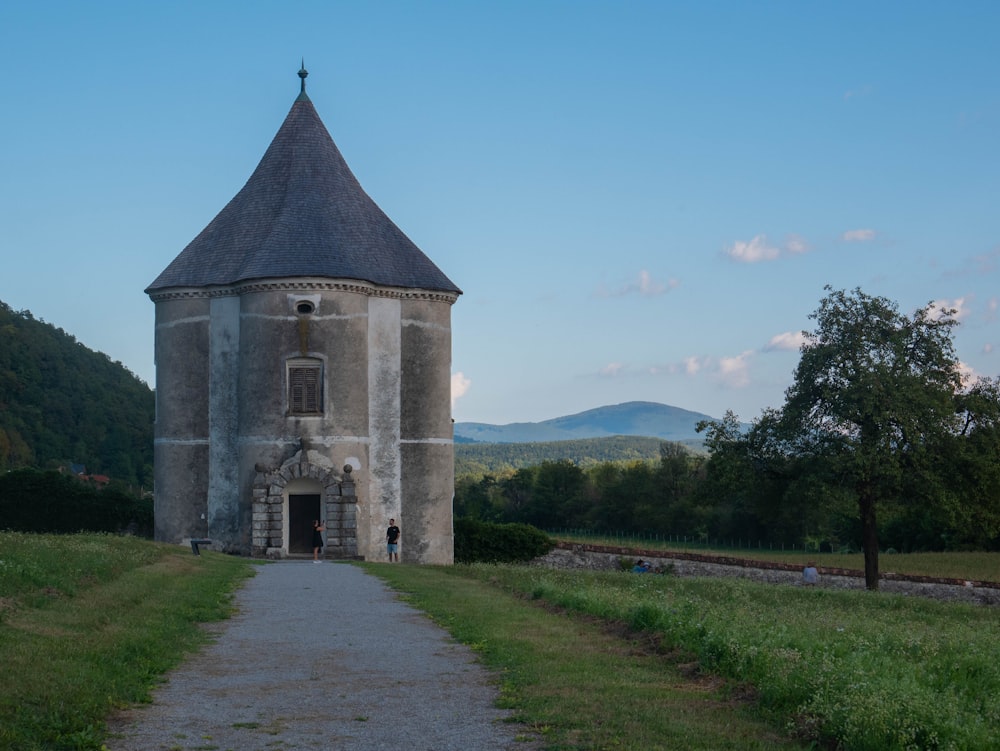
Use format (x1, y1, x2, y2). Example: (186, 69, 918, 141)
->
(454, 518, 554, 563)
(0, 468, 153, 536)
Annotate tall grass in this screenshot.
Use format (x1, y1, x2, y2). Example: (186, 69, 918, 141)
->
(365, 562, 808, 750)
(464, 565, 1000, 750)
(0, 532, 254, 751)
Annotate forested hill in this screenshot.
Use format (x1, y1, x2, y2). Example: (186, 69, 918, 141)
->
(0, 301, 154, 487)
(455, 435, 692, 476)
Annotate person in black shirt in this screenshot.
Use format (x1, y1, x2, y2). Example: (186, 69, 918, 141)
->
(386, 518, 400, 562)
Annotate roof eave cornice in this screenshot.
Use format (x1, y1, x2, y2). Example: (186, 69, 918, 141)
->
(146, 277, 461, 305)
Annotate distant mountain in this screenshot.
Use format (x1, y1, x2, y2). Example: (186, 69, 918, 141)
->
(455, 401, 721, 444)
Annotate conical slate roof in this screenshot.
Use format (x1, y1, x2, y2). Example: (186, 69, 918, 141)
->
(146, 75, 460, 296)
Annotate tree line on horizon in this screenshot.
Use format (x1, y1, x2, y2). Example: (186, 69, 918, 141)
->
(455, 435, 684, 475)
(456, 288, 1000, 588)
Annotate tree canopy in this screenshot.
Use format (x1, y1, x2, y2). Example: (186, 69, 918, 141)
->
(721, 287, 1000, 589)
(0, 301, 154, 488)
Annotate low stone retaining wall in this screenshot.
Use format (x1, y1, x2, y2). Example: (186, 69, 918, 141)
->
(536, 542, 1000, 607)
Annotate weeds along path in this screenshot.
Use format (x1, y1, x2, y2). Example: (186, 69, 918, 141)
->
(105, 562, 530, 751)
(365, 562, 809, 750)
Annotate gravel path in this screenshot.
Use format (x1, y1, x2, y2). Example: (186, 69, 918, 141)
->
(106, 562, 531, 751)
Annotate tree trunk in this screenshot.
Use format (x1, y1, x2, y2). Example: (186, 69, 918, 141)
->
(859, 490, 880, 590)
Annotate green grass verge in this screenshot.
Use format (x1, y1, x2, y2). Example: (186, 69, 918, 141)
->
(4, 533, 994, 750)
(0, 532, 255, 751)
(361, 561, 809, 751)
(369, 562, 999, 750)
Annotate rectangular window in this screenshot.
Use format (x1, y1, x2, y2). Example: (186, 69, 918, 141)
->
(288, 363, 322, 415)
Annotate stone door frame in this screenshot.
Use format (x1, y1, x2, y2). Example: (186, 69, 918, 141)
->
(251, 450, 358, 559)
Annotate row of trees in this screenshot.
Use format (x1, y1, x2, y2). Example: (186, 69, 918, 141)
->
(456, 444, 706, 536)
(455, 289, 1000, 589)
(456, 435, 668, 475)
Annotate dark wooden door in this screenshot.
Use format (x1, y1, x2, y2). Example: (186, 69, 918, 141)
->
(289, 494, 321, 554)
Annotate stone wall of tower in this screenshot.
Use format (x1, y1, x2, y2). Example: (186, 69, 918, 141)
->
(234, 284, 372, 556)
(152, 281, 456, 563)
(399, 296, 455, 564)
(152, 296, 211, 546)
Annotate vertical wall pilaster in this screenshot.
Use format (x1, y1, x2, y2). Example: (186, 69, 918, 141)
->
(367, 297, 402, 558)
(208, 296, 241, 549)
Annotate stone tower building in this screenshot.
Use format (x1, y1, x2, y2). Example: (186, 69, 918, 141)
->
(145, 68, 461, 563)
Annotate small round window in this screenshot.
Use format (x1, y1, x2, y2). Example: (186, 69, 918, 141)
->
(296, 301, 315, 315)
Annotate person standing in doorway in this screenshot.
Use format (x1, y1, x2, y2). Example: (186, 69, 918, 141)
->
(312, 520, 325, 563)
(386, 518, 400, 562)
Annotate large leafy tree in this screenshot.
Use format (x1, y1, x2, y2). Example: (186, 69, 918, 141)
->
(756, 287, 966, 589)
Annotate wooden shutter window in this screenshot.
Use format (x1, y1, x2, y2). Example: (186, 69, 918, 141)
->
(289, 364, 322, 414)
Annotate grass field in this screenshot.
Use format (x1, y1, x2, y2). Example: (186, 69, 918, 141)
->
(0, 532, 254, 751)
(2, 532, 997, 750)
(367, 562, 1000, 751)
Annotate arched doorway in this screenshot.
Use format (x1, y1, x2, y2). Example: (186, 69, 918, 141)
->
(250, 451, 358, 559)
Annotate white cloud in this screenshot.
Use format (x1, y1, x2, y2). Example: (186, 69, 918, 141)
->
(929, 297, 970, 321)
(725, 234, 810, 263)
(599, 362, 625, 377)
(955, 360, 978, 387)
(451, 371, 471, 408)
(725, 235, 781, 263)
(599, 269, 678, 297)
(717, 351, 754, 388)
(785, 234, 809, 254)
(984, 343, 994, 354)
(639, 269, 679, 296)
(764, 331, 808, 351)
(683, 356, 705, 375)
(667, 353, 753, 388)
(841, 228, 876, 243)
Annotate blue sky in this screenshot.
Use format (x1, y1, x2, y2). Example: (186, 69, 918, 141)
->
(1, 1, 997, 425)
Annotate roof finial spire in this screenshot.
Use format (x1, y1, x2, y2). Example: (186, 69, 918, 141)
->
(298, 59, 308, 95)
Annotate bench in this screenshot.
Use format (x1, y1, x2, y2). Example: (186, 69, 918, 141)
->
(190, 538, 213, 555)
